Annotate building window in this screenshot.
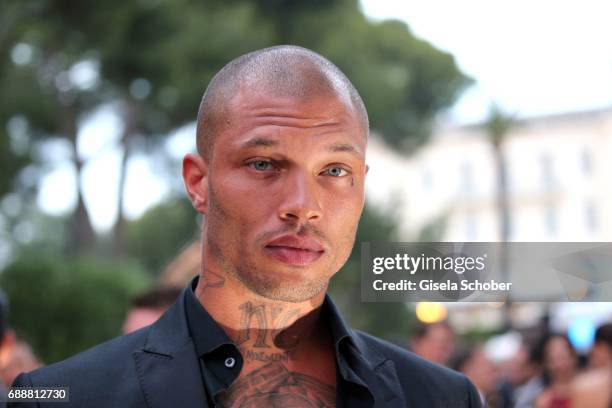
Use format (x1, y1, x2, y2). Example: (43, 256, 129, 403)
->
(585, 202, 598, 233)
(540, 154, 555, 190)
(459, 162, 473, 196)
(465, 213, 478, 240)
(545, 205, 557, 236)
(581, 149, 593, 175)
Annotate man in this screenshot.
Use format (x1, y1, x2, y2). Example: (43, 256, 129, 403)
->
(121, 286, 182, 334)
(410, 321, 455, 367)
(571, 323, 612, 408)
(1, 290, 15, 399)
(450, 344, 498, 406)
(11, 45, 481, 407)
(513, 340, 545, 408)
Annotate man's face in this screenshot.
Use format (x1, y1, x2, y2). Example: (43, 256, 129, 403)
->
(413, 324, 455, 365)
(197, 88, 367, 302)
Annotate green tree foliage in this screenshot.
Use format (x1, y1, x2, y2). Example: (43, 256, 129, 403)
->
(125, 197, 198, 276)
(1, 0, 468, 255)
(329, 201, 414, 342)
(0, 124, 31, 199)
(0, 0, 468, 352)
(0, 255, 150, 363)
(245, 0, 471, 149)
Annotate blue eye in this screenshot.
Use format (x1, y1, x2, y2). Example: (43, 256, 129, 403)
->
(248, 160, 273, 171)
(325, 167, 347, 177)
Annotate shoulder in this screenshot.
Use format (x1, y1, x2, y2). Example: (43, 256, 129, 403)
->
(11, 327, 150, 406)
(354, 330, 465, 383)
(352, 330, 482, 406)
(28, 327, 148, 385)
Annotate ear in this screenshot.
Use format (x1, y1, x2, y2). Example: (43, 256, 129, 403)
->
(182, 153, 209, 214)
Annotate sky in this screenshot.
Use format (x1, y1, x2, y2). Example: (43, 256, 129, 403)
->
(361, 0, 612, 123)
(35, 0, 612, 231)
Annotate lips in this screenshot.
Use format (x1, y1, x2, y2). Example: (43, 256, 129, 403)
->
(265, 235, 325, 266)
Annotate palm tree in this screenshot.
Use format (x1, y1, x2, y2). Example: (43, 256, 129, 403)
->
(485, 104, 515, 330)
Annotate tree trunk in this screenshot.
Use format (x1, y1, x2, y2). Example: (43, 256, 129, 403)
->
(491, 126, 512, 331)
(113, 100, 139, 258)
(62, 103, 96, 254)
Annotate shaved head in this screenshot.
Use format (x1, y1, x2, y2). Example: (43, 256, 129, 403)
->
(196, 45, 368, 160)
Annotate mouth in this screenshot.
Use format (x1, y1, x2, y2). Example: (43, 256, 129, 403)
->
(265, 235, 325, 266)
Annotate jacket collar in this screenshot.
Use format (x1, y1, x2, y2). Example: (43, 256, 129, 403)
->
(135, 280, 406, 408)
(133, 285, 207, 408)
(323, 295, 406, 407)
(323, 294, 386, 369)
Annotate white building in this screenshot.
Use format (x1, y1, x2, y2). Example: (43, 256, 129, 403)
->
(365, 107, 612, 333)
(366, 107, 612, 242)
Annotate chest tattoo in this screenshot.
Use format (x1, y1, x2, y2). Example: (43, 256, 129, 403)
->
(219, 362, 336, 407)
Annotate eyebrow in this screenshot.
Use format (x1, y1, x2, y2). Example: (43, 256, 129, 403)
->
(240, 137, 279, 149)
(240, 137, 362, 156)
(328, 142, 361, 156)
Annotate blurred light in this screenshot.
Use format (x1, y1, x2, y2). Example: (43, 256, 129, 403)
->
(13, 221, 34, 244)
(130, 78, 151, 100)
(123, 155, 170, 220)
(37, 163, 77, 216)
(77, 105, 122, 160)
(34, 139, 74, 163)
(1, 194, 22, 218)
(69, 60, 99, 90)
(166, 123, 196, 159)
(416, 302, 447, 323)
(6, 115, 30, 156)
(158, 86, 179, 108)
(485, 331, 522, 363)
(11, 43, 33, 66)
(17, 165, 40, 190)
(55, 71, 73, 93)
(0, 240, 11, 270)
(81, 149, 121, 232)
(567, 285, 589, 301)
(568, 317, 596, 352)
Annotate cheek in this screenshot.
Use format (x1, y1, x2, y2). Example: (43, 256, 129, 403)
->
(322, 195, 363, 263)
(324, 191, 364, 230)
(212, 172, 270, 219)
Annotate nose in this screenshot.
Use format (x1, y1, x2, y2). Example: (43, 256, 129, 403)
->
(278, 171, 322, 223)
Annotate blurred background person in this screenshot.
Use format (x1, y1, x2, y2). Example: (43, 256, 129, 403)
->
(451, 344, 499, 406)
(1, 338, 42, 390)
(410, 320, 455, 367)
(587, 322, 612, 370)
(571, 322, 612, 408)
(535, 334, 579, 408)
(1, 290, 42, 391)
(512, 339, 546, 408)
(0, 290, 14, 397)
(121, 286, 182, 334)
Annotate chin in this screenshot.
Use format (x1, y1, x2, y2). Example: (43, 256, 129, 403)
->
(246, 269, 329, 303)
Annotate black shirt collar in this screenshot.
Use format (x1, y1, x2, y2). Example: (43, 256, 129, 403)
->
(184, 276, 368, 364)
(184, 277, 235, 357)
(184, 275, 377, 404)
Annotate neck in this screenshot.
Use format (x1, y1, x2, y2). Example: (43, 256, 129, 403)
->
(194, 251, 328, 360)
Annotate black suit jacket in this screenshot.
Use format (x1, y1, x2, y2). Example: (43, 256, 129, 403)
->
(10, 288, 482, 407)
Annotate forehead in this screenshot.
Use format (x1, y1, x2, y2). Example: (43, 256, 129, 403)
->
(221, 86, 366, 142)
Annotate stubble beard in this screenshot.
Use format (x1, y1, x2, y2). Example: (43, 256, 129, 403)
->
(206, 183, 337, 303)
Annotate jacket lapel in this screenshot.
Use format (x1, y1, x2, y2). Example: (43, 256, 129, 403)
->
(325, 294, 406, 408)
(133, 289, 207, 408)
(344, 339, 407, 408)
